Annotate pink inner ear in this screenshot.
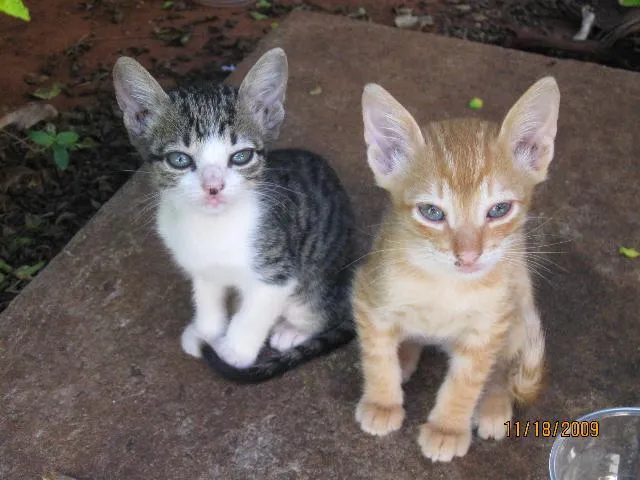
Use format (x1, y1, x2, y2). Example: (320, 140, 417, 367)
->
(514, 138, 540, 171)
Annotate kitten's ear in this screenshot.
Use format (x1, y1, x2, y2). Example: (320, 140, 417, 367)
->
(362, 83, 426, 189)
(499, 77, 560, 183)
(113, 56, 169, 136)
(238, 48, 288, 142)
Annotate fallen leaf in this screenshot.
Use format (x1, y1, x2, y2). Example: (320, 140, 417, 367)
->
(468, 97, 484, 110)
(271, 21, 279, 29)
(619, 246, 639, 258)
(13, 261, 45, 280)
(348, 6, 367, 19)
(249, 11, 269, 20)
(395, 13, 419, 29)
(24, 212, 44, 230)
(75, 137, 98, 149)
(309, 86, 322, 96)
(0, 103, 58, 130)
(162, 0, 174, 8)
(31, 83, 65, 100)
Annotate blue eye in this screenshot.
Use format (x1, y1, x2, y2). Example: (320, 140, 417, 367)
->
(487, 202, 512, 219)
(229, 149, 254, 166)
(166, 152, 193, 170)
(418, 204, 445, 222)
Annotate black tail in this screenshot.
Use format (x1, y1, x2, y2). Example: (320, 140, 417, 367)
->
(200, 319, 355, 384)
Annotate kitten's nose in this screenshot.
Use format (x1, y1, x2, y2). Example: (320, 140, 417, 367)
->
(203, 180, 225, 196)
(456, 250, 481, 267)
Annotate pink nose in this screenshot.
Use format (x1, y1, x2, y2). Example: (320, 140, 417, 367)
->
(456, 250, 481, 267)
(203, 180, 225, 196)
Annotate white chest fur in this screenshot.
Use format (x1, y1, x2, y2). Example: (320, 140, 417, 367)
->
(155, 193, 260, 280)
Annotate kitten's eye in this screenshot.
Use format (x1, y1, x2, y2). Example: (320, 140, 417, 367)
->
(229, 149, 255, 166)
(418, 204, 446, 222)
(487, 202, 512, 219)
(166, 152, 194, 170)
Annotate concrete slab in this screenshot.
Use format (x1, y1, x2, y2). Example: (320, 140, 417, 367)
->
(2, 11, 639, 480)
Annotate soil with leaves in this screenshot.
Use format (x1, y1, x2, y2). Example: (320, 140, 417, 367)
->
(1, 0, 638, 312)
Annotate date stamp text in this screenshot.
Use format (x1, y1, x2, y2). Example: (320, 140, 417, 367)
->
(505, 420, 600, 438)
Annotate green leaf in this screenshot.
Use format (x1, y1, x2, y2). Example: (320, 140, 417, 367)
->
(468, 97, 484, 110)
(0, 0, 31, 21)
(31, 82, 64, 100)
(53, 144, 70, 170)
(162, 0, 173, 8)
(28, 130, 55, 147)
(0, 259, 13, 274)
(249, 11, 269, 20)
(13, 261, 45, 280)
(619, 246, 640, 258)
(256, 0, 271, 8)
(55, 131, 79, 146)
(619, 0, 640, 6)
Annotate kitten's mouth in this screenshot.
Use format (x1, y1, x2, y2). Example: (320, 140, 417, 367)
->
(203, 196, 226, 208)
(456, 262, 483, 274)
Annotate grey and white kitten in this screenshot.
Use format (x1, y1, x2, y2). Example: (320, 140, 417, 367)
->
(112, 48, 357, 382)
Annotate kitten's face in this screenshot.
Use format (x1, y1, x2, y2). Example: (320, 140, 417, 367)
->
(395, 120, 533, 278)
(113, 48, 288, 215)
(362, 79, 560, 280)
(141, 87, 268, 214)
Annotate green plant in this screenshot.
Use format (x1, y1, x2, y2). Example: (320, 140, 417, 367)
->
(27, 124, 94, 170)
(0, 0, 30, 21)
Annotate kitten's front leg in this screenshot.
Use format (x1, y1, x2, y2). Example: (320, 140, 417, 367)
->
(213, 281, 292, 368)
(181, 277, 228, 358)
(418, 338, 501, 462)
(355, 301, 405, 436)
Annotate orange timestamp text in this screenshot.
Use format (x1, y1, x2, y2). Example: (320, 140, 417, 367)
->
(504, 420, 600, 438)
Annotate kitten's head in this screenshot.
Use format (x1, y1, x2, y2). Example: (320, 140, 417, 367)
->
(113, 48, 288, 214)
(362, 78, 560, 279)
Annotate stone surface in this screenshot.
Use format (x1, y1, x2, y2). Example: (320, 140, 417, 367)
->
(2, 11, 639, 480)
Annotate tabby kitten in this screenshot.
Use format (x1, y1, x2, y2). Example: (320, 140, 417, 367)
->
(353, 78, 559, 461)
(113, 48, 357, 383)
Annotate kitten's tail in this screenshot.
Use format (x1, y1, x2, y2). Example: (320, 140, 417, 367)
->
(200, 319, 355, 384)
(509, 308, 546, 404)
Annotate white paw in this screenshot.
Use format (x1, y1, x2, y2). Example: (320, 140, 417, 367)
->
(269, 324, 313, 352)
(212, 337, 258, 369)
(181, 323, 204, 358)
(475, 395, 513, 440)
(194, 314, 226, 343)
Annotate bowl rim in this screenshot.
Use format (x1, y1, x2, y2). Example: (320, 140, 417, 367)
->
(548, 406, 640, 480)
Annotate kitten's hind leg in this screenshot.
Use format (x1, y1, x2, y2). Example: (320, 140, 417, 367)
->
(474, 365, 513, 440)
(269, 300, 320, 352)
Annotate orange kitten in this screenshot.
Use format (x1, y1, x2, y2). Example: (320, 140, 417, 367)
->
(353, 78, 560, 462)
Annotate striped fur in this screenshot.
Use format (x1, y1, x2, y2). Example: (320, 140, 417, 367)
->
(113, 49, 357, 383)
(354, 79, 560, 462)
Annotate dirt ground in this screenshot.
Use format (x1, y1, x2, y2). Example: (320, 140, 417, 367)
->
(0, 0, 638, 311)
